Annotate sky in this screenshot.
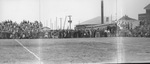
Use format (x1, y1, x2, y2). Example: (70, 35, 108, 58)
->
(0, 0, 150, 29)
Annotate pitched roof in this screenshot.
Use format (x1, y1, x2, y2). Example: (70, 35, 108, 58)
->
(119, 15, 137, 21)
(144, 4, 150, 10)
(79, 16, 101, 25)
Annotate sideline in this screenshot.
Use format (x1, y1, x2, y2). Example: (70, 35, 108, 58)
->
(15, 39, 41, 61)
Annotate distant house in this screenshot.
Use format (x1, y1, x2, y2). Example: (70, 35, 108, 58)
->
(75, 16, 116, 30)
(117, 15, 140, 37)
(138, 4, 150, 25)
(117, 15, 140, 30)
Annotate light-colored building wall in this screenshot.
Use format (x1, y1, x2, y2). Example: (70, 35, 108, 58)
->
(117, 15, 140, 30)
(117, 20, 140, 29)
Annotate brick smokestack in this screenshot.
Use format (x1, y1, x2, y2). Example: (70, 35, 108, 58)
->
(101, 0, 104, 24)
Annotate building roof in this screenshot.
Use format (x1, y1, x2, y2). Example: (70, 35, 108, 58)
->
(79, 16, 101, 25)
(79, 16, 113, 25)
(144, 4, 150, 10)
(119, 15, 137, 21)
(40, 27, 51, 31)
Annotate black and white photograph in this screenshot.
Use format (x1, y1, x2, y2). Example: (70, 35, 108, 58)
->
(0, 0, 150, 64)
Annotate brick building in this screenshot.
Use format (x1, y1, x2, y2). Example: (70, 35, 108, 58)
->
(139, 4, 150, 25)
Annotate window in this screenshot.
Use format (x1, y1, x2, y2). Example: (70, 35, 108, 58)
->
(106, 17, 109, 22)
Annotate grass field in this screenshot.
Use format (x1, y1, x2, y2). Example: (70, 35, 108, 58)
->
(122, 37, 150, 63)
(0, 37, 150, 64)
(0, 38, 117, 64)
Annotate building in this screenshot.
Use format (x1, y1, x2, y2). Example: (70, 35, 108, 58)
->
(117, 15, 140, 37)
(117, 15, 140, 30)
(138, 4, 150, 25)
(75, 16, 116, 30)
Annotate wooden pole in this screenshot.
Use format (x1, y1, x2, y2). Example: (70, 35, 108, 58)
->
(56, 17, 57, 30)
(50, 19, 52, 29)
(63, 16, 67, 29)
(68, 15, 72, 29)
(60, 18, 62, 30)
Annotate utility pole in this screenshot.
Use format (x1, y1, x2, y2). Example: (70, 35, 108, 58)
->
(60, 18, 62, 30)
(63, 16, 67, 30)
(39, 0, 41, 22)
(116, 0, 118, 21)
(46, 20, 48, 27)
(50, 19, 52, 29)
(68, 15, 72, 29)
(56, 17, 57, 30)
(111, 14, 112, 23)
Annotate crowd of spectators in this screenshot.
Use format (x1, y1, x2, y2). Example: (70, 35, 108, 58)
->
(0, 20, 118, 39)
(1, 19, 150, 39)
(40, 26, 117, 38)
(131, 24, 150, 37)
(0, 20, 43, 39)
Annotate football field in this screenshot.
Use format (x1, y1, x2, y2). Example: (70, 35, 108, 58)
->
(0, 38, 117, 64)
(0, 37, 150, 64)
(122, 37, 150, 63)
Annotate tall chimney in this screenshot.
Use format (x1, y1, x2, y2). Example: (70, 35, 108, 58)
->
(101, 0, 104, 24)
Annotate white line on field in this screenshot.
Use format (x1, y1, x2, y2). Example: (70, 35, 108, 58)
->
(15, 39, 41, 61)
